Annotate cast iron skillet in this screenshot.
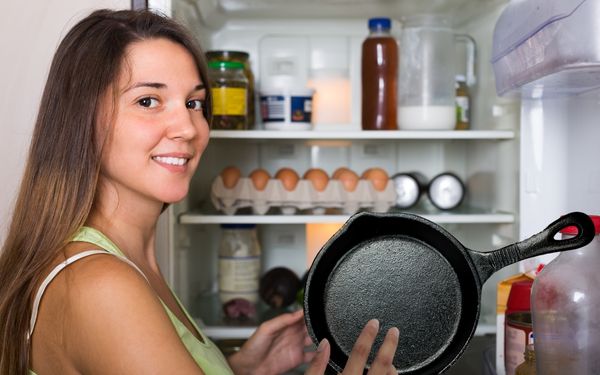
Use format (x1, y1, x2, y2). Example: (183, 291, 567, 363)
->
(304, 211, 594, 374)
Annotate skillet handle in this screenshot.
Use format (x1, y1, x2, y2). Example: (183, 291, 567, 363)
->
(471, 211, 595, 284)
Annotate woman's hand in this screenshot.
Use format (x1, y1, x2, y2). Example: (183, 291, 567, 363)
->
(306, 319, 399, 375)
(227, 309, 315, 375)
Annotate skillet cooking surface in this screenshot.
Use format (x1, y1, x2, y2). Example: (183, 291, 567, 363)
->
(323, 234, 462, 370)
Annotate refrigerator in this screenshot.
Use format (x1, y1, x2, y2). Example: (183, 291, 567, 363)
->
(146, 0, 598, 373)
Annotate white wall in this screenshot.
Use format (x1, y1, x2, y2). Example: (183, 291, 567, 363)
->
(0, 0, 130, 245)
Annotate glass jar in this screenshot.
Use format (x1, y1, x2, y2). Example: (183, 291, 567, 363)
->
(218, 224, 261, 305)
(531, 215, 600, 374)
(208, 61, 248, 130)
(206, 51, 256, 128)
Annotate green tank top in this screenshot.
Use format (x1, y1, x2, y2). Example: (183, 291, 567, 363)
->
(30, 226, 233, 375)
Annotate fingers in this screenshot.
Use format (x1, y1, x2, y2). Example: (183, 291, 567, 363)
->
(367, 327, 399, 375)
(304, 339, 331, 375)
(258, 309, 304, 335)
(342, 319, 380, 374)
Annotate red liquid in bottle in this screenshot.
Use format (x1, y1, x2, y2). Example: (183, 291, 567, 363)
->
(361, 19, 398, 130)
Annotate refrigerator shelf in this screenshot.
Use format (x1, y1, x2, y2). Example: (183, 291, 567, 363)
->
(209, 129, 515, 140)
(179, 207, 515, 225)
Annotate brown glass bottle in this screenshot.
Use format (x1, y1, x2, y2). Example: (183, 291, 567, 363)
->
(361, 18, 398, 130)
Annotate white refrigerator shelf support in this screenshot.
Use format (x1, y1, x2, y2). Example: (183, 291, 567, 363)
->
(209, 129, 515, 140)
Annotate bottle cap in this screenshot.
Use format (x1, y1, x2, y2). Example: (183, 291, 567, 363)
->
(560, 215, 600, 235)
(208, 61, 245, 70)
(368, 17, 391, 30)
(455, 74, 467, 82)
(506, 279, 533, 314)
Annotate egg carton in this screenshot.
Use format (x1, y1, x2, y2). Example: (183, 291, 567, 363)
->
(210, 176, 396, 215)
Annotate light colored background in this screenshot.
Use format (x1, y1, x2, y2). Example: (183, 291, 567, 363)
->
(0, 0, 129, 245)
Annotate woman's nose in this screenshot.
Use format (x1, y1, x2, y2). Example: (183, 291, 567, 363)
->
(167, 106, 199, 141)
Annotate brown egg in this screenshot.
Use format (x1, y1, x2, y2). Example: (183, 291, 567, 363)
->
(221, 166, 241, 189)
(303, 168, 329, 192)
(275, 168, 300, 191)
(332, 167, 351, 180)
(249, 168, 271, 191)
(361, 167, 389, 191)
(334, 169, 359, 192)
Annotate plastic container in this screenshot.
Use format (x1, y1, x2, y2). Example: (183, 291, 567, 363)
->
(259, 87, 314, 130)
(218, 224, 261, 305)
(398, 15, 476, 130)
(208, 61, 248, 130)
(427, 172, 465, 210)
(492, 0, 600, 97)
(391, 172, 427, 209)
(531, 214, 600, 374)
(504, 280, 534, 375)
(361, 17, 398, 130)
(206, 50, 256, 128)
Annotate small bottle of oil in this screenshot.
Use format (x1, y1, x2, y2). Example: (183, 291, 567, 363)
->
(455, 74, 470, 130)
(515, 344, 536, 375)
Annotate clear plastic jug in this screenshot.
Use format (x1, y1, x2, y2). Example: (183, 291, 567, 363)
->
(398, 15, 476, 130)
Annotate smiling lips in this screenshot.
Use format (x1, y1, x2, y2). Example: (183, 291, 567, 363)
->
(153, 156, 189, 166)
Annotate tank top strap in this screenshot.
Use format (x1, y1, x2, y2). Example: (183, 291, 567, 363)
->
(28, 249, 149, 342)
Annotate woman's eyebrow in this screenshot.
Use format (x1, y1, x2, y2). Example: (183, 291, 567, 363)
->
(124, 82, 166, 92)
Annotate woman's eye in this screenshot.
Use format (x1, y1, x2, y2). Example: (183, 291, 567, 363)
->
(137, 97, 159, 108)
(186, 99, 204, 112)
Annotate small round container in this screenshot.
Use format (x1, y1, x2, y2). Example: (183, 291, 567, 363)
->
(391, 172, 428, 209)
(427, 172, 465, 210)
(260, 87, 314, 130)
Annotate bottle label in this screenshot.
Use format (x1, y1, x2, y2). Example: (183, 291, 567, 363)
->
(290, 96, 312, 122)
(456, 95, 469, 123)
(211, 87, 247, 116)
(260, 95, 285, 122)
(218, 256, 260, 293)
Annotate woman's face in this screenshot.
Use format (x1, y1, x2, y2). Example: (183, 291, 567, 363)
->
(100, 38, 209, 206)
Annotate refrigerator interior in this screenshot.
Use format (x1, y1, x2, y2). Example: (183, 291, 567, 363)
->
(154, 0, 522, 342)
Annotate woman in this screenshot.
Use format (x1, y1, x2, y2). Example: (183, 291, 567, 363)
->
(0, 9, 399, 375)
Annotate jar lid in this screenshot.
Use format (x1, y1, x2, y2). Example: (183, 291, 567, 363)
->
(208, 61, 245, 70)
(220, 224, 257, 229)
(560, 215, 600, 235)
(206, 50, 249, 61)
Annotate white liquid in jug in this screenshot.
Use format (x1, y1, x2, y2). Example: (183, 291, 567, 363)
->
(398, 105, 456, 130)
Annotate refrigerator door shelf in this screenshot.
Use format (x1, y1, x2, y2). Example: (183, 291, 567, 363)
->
(492, 0, 600, 97)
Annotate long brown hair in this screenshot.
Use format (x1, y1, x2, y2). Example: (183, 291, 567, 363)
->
(0, 9, 210, 374)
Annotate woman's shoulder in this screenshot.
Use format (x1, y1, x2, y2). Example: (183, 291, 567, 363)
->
(31, 242, 205, 374)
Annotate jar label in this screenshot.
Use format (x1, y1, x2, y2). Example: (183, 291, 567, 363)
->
(212, 87, 247, 116)
(218, 256, 260, 293)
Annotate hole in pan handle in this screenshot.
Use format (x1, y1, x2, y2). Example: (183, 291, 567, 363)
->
(471, 211, 595, 284)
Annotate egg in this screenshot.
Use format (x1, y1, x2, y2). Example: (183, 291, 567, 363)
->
(361, 167, 389, 191)
(249, 168, 271, 191)
(275, 168, 300, 191)
(303, 168, 329, 192)
(220, 166, 241, 189)
(332, 167, 351, 180)
(334, 169, 359, 192)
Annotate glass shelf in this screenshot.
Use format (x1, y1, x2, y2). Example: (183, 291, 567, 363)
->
(209, 129, 515, 140)
(179, 206, 515, 225)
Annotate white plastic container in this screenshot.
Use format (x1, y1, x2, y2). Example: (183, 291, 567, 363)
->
(259, 87, 314, 130)
(531, 215, 600, 374)
(492, 0, 600, 97)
